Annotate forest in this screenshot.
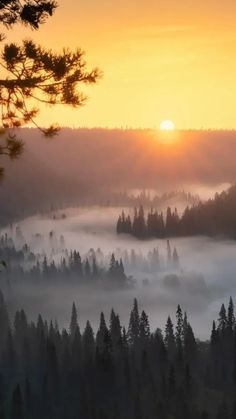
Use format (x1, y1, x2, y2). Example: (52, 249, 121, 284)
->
(0, 0, 235, 418)
(0, 229, 180, 291)
(117, 184, 236, 239)
(0, 292, 234, 419)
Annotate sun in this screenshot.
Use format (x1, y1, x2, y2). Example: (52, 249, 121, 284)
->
(160, 120, 175, 131)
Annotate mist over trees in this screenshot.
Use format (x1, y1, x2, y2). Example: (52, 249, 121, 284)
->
(0, 3, 235, 419)
(0, 291, 233, 418)
(0, 228, 181, 291)
(117, 184, 236, 239)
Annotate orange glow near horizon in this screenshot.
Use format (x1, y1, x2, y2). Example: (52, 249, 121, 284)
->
(6, 0, 236, 130)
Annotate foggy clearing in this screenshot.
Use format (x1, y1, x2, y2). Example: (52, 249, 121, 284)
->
(1, 206, 236, 339)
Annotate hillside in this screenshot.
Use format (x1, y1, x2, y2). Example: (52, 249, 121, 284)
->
(1, 128, 236, 224)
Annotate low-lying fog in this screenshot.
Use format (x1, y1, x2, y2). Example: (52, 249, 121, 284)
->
(1, 206, 236, 340)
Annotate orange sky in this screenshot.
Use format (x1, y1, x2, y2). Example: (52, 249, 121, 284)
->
(6, 0, 236, 129)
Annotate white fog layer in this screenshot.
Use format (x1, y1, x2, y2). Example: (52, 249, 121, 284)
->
(1, 207, 236, 339)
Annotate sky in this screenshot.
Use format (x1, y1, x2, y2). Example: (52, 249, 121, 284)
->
(6, 0, 236, 129)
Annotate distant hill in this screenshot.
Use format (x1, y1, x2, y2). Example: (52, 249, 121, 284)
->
(0, 128, 236, 225)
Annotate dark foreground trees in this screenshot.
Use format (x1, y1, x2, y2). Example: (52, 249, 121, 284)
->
(0, 292, 234, 418)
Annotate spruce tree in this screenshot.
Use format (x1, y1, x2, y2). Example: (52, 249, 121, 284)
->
(128, 298, 140, 345)
(96, 312, 109, 354)
(70, 302, 78, 337)
(227, 297, 235, 333)
(109, 310, 122, 350)
(218, 304, 227, 336)
(140, 310, 150, 344)
(176, 305, 184, 364)
(164, 316, 176, 360)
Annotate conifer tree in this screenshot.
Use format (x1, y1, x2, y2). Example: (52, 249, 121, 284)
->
(140, 310, 150, 344)
(184, 324, 197, 363)
(218, 304, 227, 335)
(227, 297, 235, 332)
(96, 312, 109, 354)
(128, 298, 140, 345)
(70, 302, 78, 337)
(210, 320, 217, 344)
(176, 305, 184, 356)
(109, 254, 116, 278)
(83, 320, 95, 361)
(109, 309, 122, 350)
(164, 316, 176, 360)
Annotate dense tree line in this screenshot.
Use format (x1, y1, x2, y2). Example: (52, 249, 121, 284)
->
(117, 184, 236, 239)
(0, 231, 127, 285)
(0, 249, 127, 287)
(104, 190, 199, 209)
(0, 231, 181, 290)
(0, 293, 234, 418)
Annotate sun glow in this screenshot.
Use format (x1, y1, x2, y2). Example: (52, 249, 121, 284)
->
(160, 120, 175, 131)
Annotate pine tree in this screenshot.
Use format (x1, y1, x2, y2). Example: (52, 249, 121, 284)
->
(128, 299, 140, 345)
(218, 304, 227, 335)
(176, 305, 183, 341)
(96, 312, 109, 354)
(164, 316, 176, 360)
(109, 254, 116, 278)
(176, 305, 183, 364)
(83, 321, 95, 361)
(184, 324, 197, 363)
(109, 310, 122, 350)
(227, 297, 235, 333)
(210, 320, 219, 347)
(140, 310, 150, 344)
(70, 302, 78, 337)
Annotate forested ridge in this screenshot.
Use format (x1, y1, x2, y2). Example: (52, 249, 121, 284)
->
(0, 292, 234, 418)
(117, 184, 236, 239)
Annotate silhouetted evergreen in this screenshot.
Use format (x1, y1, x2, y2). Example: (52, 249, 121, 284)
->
(117, 185, 236, 239)
(0, 290, 234, 418)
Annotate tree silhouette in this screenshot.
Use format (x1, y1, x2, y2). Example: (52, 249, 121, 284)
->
(0, 0, 100, 177)
(69, 302, 78, 337)
(0, 293, 234, 418)
(0, 0, 57, 28)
